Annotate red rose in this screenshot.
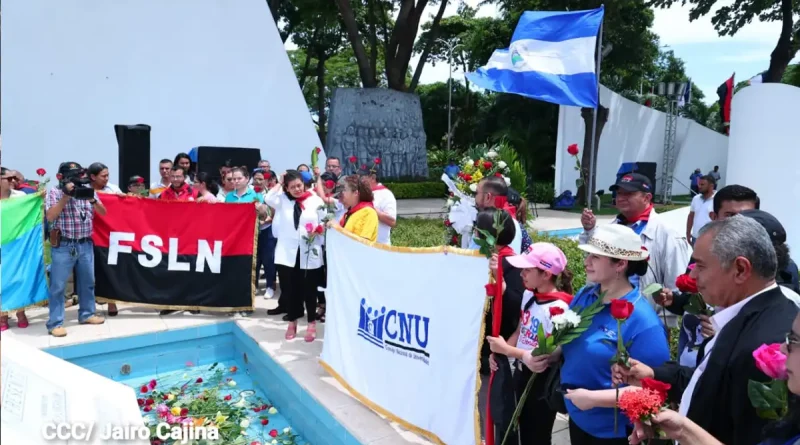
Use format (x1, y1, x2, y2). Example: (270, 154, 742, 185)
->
(143, 405, 152, 412)
(315, 147, 321, 154)
(261, 418, 269, 426)
(451, 235, 459, 244)
(361, 164, 368, 170)
(483, 161, 492, 169)
(254, 186, 263, 193)
(610, 299, 634, 320)
(324, 180, 335, 189)
(269, 429, 278, 437)
(464, 174, 472, 182)
(162, 394, 169, 400)
(180, 408, 188, 416)
(56, 173, 63, 180)
(374, 157, 381, 165)
(314, 225, 324, 235)
(36, 168, 46, 176)
(140, 385, 149, 393)
(224, 394, 232, 401)
(137, 177, 145, 184)
(348, 156, 357, 163)
(444, 219, 452, 227)
(495, 172, 503, 177)
(261, 404, 268, 410)
(195, 378, 203, 384)
(549, 306, 565, 317)
(567, 144, 580, 156)
(137, 398, 145, 406)
(253, 407, 261, 412)
(149, 379, 157, 389)
(641, 378, 671, 403)
(146, 398, 154, 405)
(675, 274, 698, 293)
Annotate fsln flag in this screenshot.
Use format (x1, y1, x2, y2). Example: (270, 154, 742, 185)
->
(717, 73, 735, 135)
(92, 195, 257, 310)
(1, 193, 49, 312)
(466, 6, 604, 108)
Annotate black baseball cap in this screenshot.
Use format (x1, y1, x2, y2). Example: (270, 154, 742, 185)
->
(57, 162, 83, 177)
(740, 209, 787, 244)
(610, 173, 652, 193)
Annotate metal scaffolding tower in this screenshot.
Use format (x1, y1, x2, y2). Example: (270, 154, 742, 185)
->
(657, 81, 688, 204)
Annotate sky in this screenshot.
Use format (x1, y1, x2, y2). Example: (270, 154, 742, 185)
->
(284, 1, 798, 104)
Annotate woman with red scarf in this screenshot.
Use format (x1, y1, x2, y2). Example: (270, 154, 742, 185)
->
(474, 208, 524, 445)
(264, 170, 325, 342)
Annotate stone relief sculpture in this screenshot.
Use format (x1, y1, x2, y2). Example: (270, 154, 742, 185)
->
(326, 88, 429, 179)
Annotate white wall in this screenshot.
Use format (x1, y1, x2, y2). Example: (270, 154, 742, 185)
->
(555, 85, 728, 198)
(1, 0, 321, 182)
(727, 84, 800, 255)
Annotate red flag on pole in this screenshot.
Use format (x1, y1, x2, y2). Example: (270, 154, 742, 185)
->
(716, 73, 735, 135)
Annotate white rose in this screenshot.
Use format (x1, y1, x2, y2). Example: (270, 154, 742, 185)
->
(239, 419, 250, 428)
(498, 161, 507, 169)
(446, 198, 454, 207)
(464, 158, 473, 167)
(228, 380, 237, 387)
(283, 427, 291, 434)
(486, 151, 498, 159)
(503, 177, 511, 186)
(469, 183, 478, 192)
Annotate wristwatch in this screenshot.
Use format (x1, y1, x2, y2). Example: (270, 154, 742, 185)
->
(89, 199, 97, 205)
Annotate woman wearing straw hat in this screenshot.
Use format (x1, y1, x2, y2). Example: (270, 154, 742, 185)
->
(523, 224, 671, 444)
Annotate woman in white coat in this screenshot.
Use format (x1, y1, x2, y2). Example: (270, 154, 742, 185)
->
(264, 170, 326, 342)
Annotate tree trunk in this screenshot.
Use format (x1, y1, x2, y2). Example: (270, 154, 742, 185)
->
(334, 0, 378, 87)
(408, 0, 449, 92)
(298, 50, 313, 90)
(385, 0, 429, 91)
(763, 0, 797, 83)
(577, 106, 609, 206)
(316, 56, 328, 144)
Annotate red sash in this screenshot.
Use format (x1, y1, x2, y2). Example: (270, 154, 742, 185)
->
(339, 201, 374, 227)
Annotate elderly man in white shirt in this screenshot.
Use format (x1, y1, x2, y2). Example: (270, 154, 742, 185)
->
(581, 173, 691, 327)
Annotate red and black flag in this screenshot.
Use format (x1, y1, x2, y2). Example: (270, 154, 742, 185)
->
(717, 73, 735, 135)
(92, 195, 257, 311)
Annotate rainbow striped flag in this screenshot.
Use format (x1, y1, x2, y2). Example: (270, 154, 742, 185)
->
(1, 193, 49, 312)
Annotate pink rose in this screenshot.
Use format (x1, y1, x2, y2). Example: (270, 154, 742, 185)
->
(304, 222, 314, 233)
(753, 343, 788, 380)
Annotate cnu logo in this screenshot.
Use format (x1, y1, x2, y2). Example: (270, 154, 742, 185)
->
(357, 298, 431, 359)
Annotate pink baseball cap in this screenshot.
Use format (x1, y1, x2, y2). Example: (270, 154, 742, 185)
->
(506, 243, 567, 275)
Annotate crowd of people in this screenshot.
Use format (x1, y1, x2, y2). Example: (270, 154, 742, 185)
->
(3, 156, 800, 445)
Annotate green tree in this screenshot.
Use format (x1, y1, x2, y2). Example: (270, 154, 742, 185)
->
(783, 63, 800, 86)
(333, 0, 449, 90)
(648, 0, 800, 83)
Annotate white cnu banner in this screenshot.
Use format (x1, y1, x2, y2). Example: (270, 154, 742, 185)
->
(320, 228, 489, 445)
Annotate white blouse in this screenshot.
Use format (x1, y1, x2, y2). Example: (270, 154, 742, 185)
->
(265, 188, 325, 270)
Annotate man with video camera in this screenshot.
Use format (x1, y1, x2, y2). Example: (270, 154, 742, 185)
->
(45, 162, 108, 337)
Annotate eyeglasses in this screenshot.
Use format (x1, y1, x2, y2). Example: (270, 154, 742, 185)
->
(785, 332, 800, 353)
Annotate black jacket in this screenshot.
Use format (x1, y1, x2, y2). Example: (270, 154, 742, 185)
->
(480, 258, 524, 374)
(654, 286, 798, 445)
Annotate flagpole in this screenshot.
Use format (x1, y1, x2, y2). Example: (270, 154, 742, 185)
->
(587, 19, 604, 206)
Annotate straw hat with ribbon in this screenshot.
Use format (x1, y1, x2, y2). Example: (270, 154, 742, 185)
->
(578, 224, 650, 261)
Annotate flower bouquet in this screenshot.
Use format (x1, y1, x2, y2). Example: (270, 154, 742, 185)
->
(748, 343, 789, 420)
(618, 378, 671, 439)
(500, 298, 606, 445)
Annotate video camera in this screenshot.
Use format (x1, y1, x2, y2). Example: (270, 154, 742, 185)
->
(57, 162, 95, 200)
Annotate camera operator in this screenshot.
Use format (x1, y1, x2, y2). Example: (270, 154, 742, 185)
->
(44, 162, 107, 337)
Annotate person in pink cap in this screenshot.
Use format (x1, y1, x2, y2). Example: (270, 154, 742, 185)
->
(486, 242, 574, 445)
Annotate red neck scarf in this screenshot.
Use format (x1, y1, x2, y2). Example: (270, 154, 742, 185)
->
(618, 204, 653, 226)
(485, 244, 517, 445)
(371, 184, 387, 191)
(340, 201, 374, 227)
(533, 290, 574, 305)
(292, 191, 313, 210)
(493, 196, 517, 220)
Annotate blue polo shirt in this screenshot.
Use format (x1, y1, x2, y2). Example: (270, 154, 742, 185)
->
(224, 188, 263, 204)
(560, 284, 670, 438)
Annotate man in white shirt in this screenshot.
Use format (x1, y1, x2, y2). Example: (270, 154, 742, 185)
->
(149, 159, 173, 198)
(359, 168, 397, 245)
(468, 176, 523, 254)
(686, 175, 716, 245)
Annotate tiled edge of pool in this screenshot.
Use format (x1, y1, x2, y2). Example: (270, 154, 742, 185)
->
(540, 227, 583, 238)
(44, 322, 364, 445)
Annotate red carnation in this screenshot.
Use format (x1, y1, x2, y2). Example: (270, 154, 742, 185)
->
(137, 177, 145, 184)
(641, 378, 671, 404)
(483, 161, 492, 169)
(567, 144, 580, 156)
(137, 398, 145, 406)
(269, 429, 278, 437)
(315, 147, 321, 154)
(140, 385, 149, 394)
(348, 155, 357, 163)
(324, 180, 335, 189)
(549, 306, 565, 317)
(224, 394, 232, 401)
(374, 157, 381, 165)
(36, 168, 46, 176)
(261, 418, 269, 426)
(314, 225, 324, 235)
(180, 408, 188, 416)
(195, 378, 203, 384)
(610, 299, 634, 320)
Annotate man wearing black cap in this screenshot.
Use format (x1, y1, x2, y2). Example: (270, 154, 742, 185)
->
(740, 209, 800, 296)
(45, 162, 108, 337)
(580, 173, 691, 326)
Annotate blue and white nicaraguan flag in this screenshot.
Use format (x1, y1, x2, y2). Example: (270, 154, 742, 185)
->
(466, 6, 605, 108)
